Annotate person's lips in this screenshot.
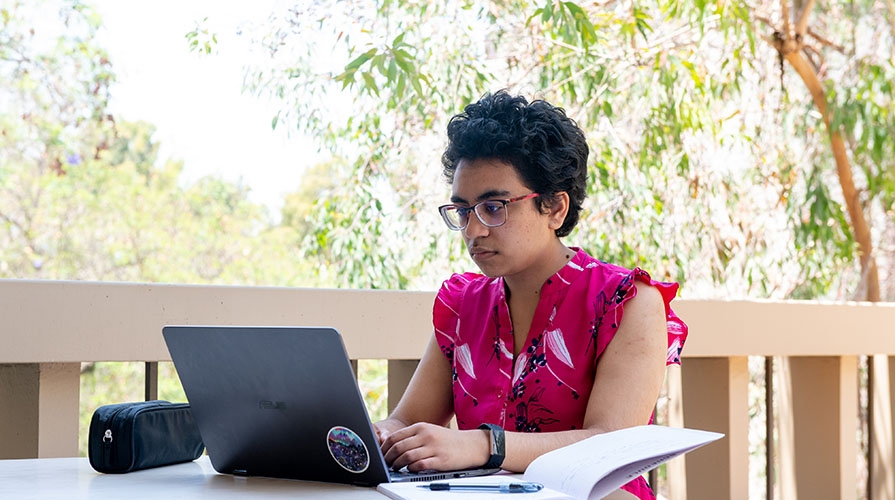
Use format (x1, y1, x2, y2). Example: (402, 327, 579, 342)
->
(469, 248, 497, 261)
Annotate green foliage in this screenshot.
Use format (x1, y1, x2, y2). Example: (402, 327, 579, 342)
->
(0, 116, 314, 285)
(247, 0, 895, 299)
(0, 0, 321, 286)
(300, 161, 411, 289)
(335, 32, 431, 101)
(358, 359, 388, 423)
(531, 1, 600, 48)
(185, 17, 218, 56)
(833, 64, 895, 209)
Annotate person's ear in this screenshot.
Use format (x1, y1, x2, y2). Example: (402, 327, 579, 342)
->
(546, 192, 570, 231)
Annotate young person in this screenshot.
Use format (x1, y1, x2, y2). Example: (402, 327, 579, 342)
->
(374, 90, 688, 500)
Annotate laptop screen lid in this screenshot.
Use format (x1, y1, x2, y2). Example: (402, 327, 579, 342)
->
(162, 325, 498, 486)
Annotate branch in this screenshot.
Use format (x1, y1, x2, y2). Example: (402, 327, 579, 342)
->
(537, 19, 706, 97)
(806, 28, 847, 54)
(801, 44, 825, 78)
(753, 14, 775, 28)
(780, 0, 792, 38)
(794, 0, 815, 37)
(888, 0, 895, 60)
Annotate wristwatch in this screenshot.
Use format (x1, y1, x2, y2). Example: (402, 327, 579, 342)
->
(478, 423, 506, 469)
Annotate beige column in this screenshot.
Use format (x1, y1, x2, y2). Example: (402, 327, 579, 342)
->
(681, 356, 750, 500)
(387, 360, 419, 414)
(664, 364, 687, 500)
(777, 356, 858, 500)
(870, 355, 895, 500)
(0, 363, 80, 458)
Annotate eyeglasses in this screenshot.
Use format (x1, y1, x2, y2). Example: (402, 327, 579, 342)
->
(438, 193, 539, 231)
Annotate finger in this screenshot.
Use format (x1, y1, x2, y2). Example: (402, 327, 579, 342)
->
(382, 432, 414, 465)
(380, 424, 421, 457)
(376, 429, 389, 445)
(404, 454, 442, 472)
(391, 441, 437, 471)
(384, 431, 430, 468)
(379, 430, 405, 462)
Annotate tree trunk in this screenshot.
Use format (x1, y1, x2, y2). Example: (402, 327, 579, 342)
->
(770, 1, 881, 302)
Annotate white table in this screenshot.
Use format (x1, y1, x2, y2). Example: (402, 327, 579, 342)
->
(0, 456, 386, 499)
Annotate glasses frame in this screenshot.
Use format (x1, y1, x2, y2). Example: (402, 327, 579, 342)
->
(438, 193, 540, 231)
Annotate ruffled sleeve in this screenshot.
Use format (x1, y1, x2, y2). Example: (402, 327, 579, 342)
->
(624, 268, 688, 365)
(589, 264, 687, 365)
(639, 270, 688, 365)
(433, 272, 482, 361)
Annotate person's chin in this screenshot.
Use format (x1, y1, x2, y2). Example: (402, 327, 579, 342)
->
(477, 268, 503, 278)
(471, 258, 503, 277)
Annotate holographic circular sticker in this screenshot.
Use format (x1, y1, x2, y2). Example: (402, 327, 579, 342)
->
(326, 426, 370, 473)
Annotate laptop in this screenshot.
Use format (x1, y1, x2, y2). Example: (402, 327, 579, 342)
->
(162, 325, 500, 486)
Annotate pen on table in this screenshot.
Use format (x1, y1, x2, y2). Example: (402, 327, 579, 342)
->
(419, 481, 544, 493)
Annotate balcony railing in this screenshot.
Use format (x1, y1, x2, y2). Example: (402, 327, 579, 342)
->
(2, 279, 895, 499)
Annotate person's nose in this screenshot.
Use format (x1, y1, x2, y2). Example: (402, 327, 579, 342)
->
(463, 212, 490, 238)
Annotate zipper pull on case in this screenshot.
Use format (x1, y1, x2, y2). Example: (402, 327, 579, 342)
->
(102, 429, 113, 465)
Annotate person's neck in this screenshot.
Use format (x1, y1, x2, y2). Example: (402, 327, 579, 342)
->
(503, 242, 575, 300)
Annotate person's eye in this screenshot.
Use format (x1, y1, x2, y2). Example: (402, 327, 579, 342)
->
(455, 206, 471, 217)
(482, 202, 504, 214)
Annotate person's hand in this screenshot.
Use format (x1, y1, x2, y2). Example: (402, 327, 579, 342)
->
(379, 422, 490, 472)
(373, 418, 407, 445)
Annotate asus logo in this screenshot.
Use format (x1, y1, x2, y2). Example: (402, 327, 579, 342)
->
(258, 400, 287, 410)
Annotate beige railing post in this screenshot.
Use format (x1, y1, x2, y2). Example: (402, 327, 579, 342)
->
(0, 363, 80, 458)
(870, 355, 895, 500)
(777, 356, 858, 500)
(681, 356, 750, 500)
(145, 361, 159, 401)
(387, 360, 420, 414)
(664, 364, 687, 500)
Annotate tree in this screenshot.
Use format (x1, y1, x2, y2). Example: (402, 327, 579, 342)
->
(758, 0, 893, 302)
(0, 0, 319, 287)
(243, 0, 893, 300)
(1, 0, 114, 276)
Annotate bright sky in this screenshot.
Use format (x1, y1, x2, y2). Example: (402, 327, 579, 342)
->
(91, 1, 314, 214)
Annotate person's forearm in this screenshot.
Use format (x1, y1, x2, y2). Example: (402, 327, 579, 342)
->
(502, 428, 600, 472)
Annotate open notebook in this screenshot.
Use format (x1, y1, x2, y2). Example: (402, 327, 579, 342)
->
(377, 425, 723, 499)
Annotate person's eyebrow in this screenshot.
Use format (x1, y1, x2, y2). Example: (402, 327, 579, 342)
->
(450, 189, 511, 204)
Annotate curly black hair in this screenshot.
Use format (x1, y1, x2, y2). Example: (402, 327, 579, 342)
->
(441, 90, 589, 237)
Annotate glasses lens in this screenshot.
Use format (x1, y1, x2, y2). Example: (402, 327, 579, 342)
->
(440, 206, 467, 230)
(475, 201, 507, 227)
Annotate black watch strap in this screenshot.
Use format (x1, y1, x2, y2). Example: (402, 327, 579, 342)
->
(478, 423, 506, 469)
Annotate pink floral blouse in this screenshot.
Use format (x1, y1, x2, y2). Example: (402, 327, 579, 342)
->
(433, 248, 688, 500)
